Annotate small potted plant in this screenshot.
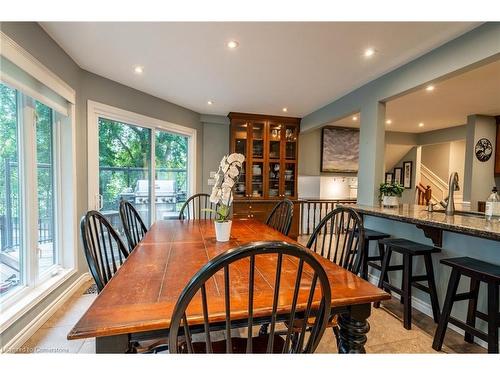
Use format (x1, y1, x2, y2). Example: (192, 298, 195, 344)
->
(379, 182, 404, 207)
(205, 153, 245, 242)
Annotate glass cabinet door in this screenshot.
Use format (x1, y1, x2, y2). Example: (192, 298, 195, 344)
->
(250, 161, 264, 198)
(285, 124, 298, 160)
(284, 162, 296, 198)
(232, 120, 249, 198)
(268, 122, 283, 160)
(251, 121, 264, 159)
(267, 161, 280, 198)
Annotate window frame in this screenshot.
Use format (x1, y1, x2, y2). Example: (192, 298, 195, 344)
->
(0, 87, 75, 312)
(0, 32, 78, 330)
(87, 100, 197, 220)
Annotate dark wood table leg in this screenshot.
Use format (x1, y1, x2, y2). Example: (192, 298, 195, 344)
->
(337, 303, 371, 354)
(96, 334, 129, 353)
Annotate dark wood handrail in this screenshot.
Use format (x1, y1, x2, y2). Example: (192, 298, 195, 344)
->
(416, 183, 432, 205)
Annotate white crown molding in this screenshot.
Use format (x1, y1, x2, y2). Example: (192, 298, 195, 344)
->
(0, 30, 75, 104)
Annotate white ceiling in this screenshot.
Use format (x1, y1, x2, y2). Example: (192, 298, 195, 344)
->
(40, 22, 479, 117)
(329, 58, 500, 133)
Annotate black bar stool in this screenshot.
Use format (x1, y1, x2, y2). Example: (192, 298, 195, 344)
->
(375, 238, 441, 330)
(359, 229, 391, 280)
(432, 257, 500, 354)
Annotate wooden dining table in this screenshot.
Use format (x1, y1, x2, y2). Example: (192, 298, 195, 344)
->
(68, 218, 390, 353)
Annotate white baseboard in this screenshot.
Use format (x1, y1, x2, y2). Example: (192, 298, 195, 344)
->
(368, 273, 489, 350)
(1, 272, 91, 353)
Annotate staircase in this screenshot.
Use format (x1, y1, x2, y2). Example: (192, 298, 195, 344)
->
(419, 164, 463, 204)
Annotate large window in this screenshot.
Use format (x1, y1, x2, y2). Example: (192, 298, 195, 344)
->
(0, 83, 66, 300)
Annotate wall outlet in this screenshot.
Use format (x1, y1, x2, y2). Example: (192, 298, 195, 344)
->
(208, 178, 215, 186)
(209, 171, 217, 178)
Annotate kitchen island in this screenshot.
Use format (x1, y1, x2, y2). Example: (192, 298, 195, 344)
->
(344, 203, 499, 349)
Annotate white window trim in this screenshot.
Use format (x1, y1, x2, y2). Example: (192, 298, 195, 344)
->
(0, 31, 75, 105)
(87, 100, 197, 214)
(0, 40, 78, 329)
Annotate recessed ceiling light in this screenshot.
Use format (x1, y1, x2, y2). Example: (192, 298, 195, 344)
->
(134, 65, 144, 74)
(352, 116, 358, 121)
(207, 100, 213, 105)
(282, 107, 288, 113)
(419, 122, 424, 127)
(227, 40, 239, 49)
(426, 85, 435, 92)
(386, 119, 392, 125)
(364, 48, 376, 58)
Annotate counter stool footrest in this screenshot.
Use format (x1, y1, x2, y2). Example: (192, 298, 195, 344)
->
(453, 292, 477, 302)
(382, 282, 403, 296)
(412, 283, 430, 294)
(385, 265, 404, 272)
(367, 261, 382, 270)
(411, 275, 429, 282)
(449, 317, 489, 342)
(475, 310, 496, 322)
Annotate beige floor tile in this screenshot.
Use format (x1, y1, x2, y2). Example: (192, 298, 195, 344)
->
(44, 294, 97, 328)
(366, 337, 440, 354)
(18, 325, 85, 354)
(78, 339, 96, 354)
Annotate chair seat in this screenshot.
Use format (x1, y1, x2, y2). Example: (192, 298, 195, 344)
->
(354, 228, 390, 240)
(379, 238, 439, 255)
(178, 334, 285, 354)
(441, 257, 500, 284)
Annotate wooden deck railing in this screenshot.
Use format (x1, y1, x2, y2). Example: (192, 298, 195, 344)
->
(416, 183, 432, 205)
(298, 198, 356, 236)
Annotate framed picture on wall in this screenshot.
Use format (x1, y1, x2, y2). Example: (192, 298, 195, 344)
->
(393, 167, 402, 184)
(403, 161, 413, 188)
(385, 172, 393, 184)
(320, 126, 359, 173)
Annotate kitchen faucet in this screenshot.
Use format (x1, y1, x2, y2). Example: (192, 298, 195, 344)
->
(445, 172, 460, 216)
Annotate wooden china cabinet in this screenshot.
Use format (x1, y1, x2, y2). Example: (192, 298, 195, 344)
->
(228, 112, 301, 239)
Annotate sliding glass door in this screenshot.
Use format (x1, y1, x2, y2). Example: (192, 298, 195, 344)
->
(88, 102, 194, 237)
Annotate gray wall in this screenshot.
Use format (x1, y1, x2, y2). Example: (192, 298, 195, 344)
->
(464, 115, 497, 208)
(421, 143, 451, 181)
(0, 22, 203, 347)
(200, 115, 230, 194)
(390, 146, 420, 204)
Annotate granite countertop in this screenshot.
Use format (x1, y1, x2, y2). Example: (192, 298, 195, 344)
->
(345, 204, 500, 242)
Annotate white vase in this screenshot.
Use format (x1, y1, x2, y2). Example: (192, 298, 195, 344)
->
(382, 195, 400, 207)
(215, 220, 232, 242)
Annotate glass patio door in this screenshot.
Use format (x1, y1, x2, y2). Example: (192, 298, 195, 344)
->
(97, 117, 152, 234)
(88, 104, 192, 236)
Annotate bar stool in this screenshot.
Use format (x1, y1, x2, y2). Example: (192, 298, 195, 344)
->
(375, 238, 441, 330)
(432, 257, 500, 354)
(359, 229, 391, 280)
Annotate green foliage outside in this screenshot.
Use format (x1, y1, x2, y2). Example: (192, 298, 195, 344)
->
(0, 84, 20, 222)
(98, 118, 188, 211)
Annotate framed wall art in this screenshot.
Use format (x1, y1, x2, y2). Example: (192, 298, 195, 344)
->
(385, 172, 393, 184)
(403, 161, 413, 189)
(320, 126, 359, 173)
(393, 167, 402, 184)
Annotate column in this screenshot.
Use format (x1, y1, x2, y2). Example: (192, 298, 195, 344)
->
(357, 100, 386, 205)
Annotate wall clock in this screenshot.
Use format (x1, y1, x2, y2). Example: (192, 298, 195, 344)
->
(474, 138, 492, 162)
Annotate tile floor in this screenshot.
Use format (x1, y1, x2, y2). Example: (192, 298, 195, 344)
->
(15, 279, 486, 354)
